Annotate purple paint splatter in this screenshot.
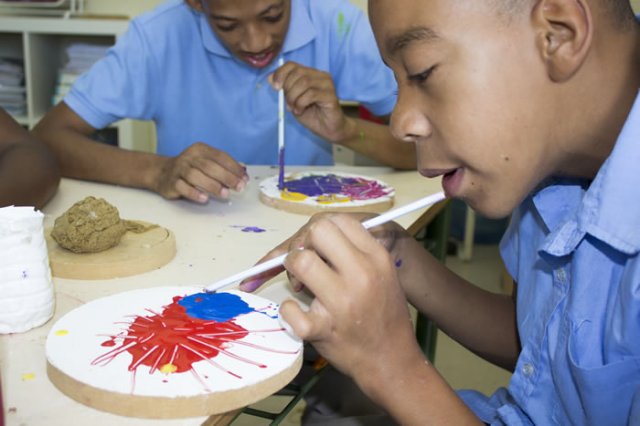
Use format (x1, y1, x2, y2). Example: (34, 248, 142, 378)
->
(241, 226, 266, 233)
(278, 148, 285, 190)
(283, 174, 391, 200)
(395, 259, 403, 268)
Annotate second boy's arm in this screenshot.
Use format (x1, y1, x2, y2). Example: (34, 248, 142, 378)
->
(33, 102, 248, 204)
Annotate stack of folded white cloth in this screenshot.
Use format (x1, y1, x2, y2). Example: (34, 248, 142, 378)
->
(0, 206, 54, 334)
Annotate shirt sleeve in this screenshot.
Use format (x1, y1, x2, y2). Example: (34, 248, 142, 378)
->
(326, 4, 397, 117)
(64, 20, 158, 129)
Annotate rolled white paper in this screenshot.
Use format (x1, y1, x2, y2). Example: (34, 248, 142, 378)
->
(0, 206, 55, 334)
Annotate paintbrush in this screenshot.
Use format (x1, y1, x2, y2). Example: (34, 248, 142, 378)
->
(204, 191, 446, 293)
(277, 57, 286, 190)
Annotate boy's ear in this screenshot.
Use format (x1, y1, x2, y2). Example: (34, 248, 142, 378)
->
(532, 0, 593, 82)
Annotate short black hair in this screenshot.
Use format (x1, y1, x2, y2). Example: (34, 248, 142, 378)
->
(490, 0, 636, 29)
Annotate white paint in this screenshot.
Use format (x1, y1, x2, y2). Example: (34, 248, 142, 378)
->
(45, 287, 302, 398)
(0, 206, 54, 334)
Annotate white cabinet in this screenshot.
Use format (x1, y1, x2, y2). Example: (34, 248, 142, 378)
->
(0, 16, 154, 152)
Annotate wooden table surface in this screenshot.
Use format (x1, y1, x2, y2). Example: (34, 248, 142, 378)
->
(0, 165, 444, 426)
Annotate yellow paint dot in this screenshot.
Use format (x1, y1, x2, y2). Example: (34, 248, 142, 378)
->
(55, 329, 69, 336)
(21, 373, 35, 381)
(280, 189, 307, 202)
(160, 364, 178, 374)
(317, 194, 350, 204)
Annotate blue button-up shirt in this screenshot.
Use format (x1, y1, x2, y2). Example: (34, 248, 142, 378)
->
(65, 0, 397, 165)
(460, 92, 640, 425)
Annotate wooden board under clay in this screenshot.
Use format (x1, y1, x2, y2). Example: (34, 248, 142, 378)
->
(45, 222, 176, 280)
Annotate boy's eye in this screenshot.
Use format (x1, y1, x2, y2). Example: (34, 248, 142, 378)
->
(408, 66, 436, 84)
(216, 23, 237, 32)
(264, 13, 284, 23)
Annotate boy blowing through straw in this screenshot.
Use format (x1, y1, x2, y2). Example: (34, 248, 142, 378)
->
(243, 0, 640, 424)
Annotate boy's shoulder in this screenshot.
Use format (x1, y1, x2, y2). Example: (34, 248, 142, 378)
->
(303, 0, 365, 24)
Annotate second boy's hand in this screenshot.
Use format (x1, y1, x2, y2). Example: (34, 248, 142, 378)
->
(154, 142, 249, 204)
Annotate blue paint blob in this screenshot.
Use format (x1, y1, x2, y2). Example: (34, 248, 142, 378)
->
(242, 226, 266, 233)
(178, 292, 255, 322)
(395, 259, 403, 268)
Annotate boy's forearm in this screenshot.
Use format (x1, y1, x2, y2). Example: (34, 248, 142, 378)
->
(34, 117, 164, 192)
(337, 116, 417, 170)
(356, 346, 482, 425)
(393, 234, 520, 370)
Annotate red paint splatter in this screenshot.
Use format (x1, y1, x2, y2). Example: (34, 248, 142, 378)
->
(92, 295, 295, 389)
(93, 296, 252, 376)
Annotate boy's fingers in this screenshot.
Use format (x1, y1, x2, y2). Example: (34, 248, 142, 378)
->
(305, 216, 373, 278)
(174, 178, 209, 204)
(280, 299, 324, 341)
(284, 247, 341, 304)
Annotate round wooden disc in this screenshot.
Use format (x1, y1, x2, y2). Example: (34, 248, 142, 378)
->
(259, 171, 395, 215)
(45, 222, 176, 280)
(45, 287, 303, 419)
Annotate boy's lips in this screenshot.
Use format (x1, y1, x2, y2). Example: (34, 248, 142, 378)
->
(244, 51, 276, 68)
(419, 167, 463, 197)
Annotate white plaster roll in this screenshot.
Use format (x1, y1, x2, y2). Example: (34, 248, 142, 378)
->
(0, 206, 55, 334)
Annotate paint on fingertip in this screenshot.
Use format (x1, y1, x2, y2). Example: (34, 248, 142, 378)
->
(239, 279, 262, 293)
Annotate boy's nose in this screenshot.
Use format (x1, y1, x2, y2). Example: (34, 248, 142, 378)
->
(390, 92, 431, 143)
(241, 25, 272, 53)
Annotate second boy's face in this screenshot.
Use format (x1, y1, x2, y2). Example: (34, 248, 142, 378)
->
(370, 0, 561, 218)
(196, 0, 290, 68)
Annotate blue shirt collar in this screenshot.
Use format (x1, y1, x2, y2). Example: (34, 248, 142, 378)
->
(197, 0, 316, 60)
(536, 91, 640, 256)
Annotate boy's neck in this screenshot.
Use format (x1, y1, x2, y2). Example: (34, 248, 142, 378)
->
(557, 24, 640, 180)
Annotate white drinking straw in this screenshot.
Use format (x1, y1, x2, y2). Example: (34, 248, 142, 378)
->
(204, 191, 446, 293)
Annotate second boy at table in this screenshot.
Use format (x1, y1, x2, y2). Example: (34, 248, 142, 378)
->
(33, 0, 414, 204)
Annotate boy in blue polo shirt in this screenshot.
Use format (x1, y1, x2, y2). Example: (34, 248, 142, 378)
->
(0, 108, 59, 209)
(243, 0, 640, 423)
(33, 0, 412, 204)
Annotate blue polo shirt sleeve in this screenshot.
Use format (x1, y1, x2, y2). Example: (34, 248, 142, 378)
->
(64, 20, 158, 130)
(324, 3, 397, 117)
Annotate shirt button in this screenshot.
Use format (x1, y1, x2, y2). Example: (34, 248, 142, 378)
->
(522, 363, 535, 377)
(256, 83, 262, 89)
(555, 268, 567, 283)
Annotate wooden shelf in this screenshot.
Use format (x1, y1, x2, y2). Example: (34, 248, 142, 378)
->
(0, 15, 153, 151)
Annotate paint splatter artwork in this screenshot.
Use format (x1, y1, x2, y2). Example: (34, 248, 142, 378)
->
(280, 173, 391, 204)
(259, 171, 395, 214)
(45, 287, 302, 402)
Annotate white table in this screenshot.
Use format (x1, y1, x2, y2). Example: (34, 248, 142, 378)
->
(1, 165, 444, 426)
